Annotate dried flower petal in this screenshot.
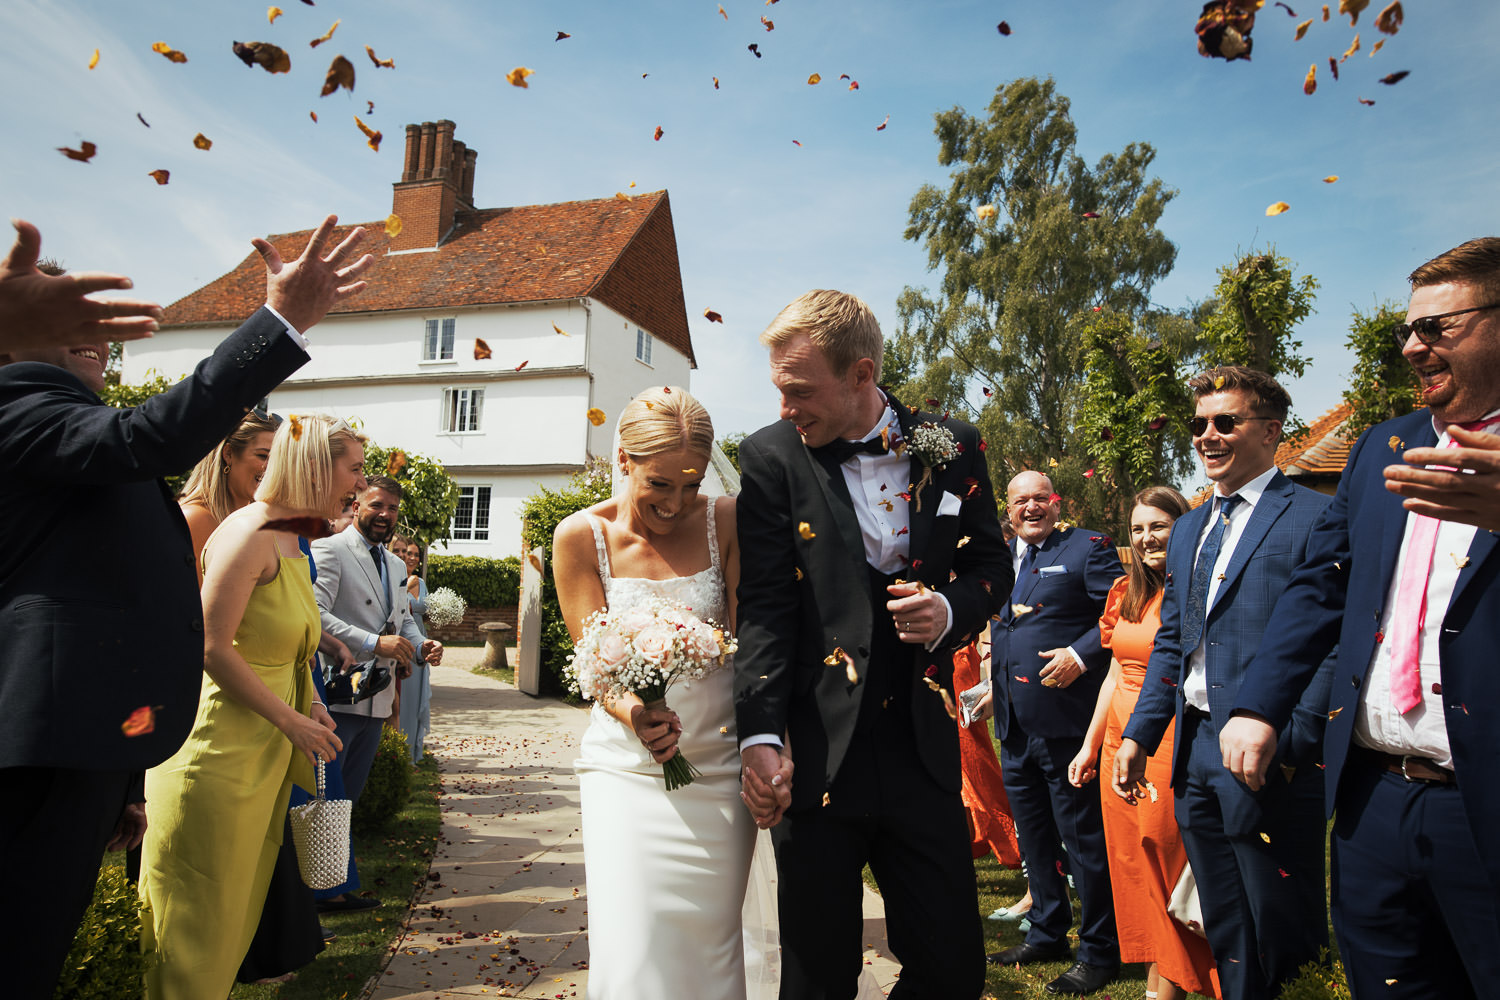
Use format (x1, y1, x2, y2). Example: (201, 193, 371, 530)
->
(1341, 33, 1360, 60)
(760, 15, 774, 30)
(703, 309, 723, 323)
(798, 521, 816, 540)
(121, 706, 157, 737)
(506, 66, 534, 88)
(586, 407, 607, 427)
(876, 114, 890, 131)
(976, 204, 998, 222)
(1267, 200, 1292, 215)
(748, 43, 761, 58)
(353, 114, 381, 151)
(57, 141, 97, 162)
(193, 132, 212, 150)
(514, 360, 529, 371)
(1303, 63, 1317, 95)
(1294, 18, 1313, 39)
(234, 41, 292, 73)
(384, 213, 402, 238)
(88, 48, 99, 69)
(268, 6, 283, 24)
(1323, 175, 1339, 183)
(321, 54, 355, 95)
(288, 413, 304, 440)
(556, 30, 572, 41)
(807, 73, 821, 84)
(309, 19, 339, 48)
(1379, 70, 1409, 84)
(1339, 0, 1369, 25)
(148, 169, 170, 185)
(365, 45, 394, 68)
(997, 20, 1012, 35)
(152, 41, 188, 63)
(474, 338, 492, 360)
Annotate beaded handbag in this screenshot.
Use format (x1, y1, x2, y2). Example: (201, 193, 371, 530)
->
(289, 758, 352, 889)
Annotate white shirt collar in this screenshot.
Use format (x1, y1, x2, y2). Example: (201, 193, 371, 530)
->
(1432, 405, 1500, 438)
(1215, 464, 1279, 508)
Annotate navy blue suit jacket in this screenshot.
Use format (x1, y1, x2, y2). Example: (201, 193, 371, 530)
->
(0, 308, 307, 773)
(1124, 470, 1335, 785)
(992, 526, 1122, 742)
(1236, 410, 1500, 888)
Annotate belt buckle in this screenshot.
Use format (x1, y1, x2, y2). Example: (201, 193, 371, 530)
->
(1399, 755, 1417, 782)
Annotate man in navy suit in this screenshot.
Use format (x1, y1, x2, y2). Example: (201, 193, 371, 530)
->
(0, 215, 372, 999)
(1224, 238, 1500, 998)
(986, 471, 1123, 995)
(1114, 366, 1333, 1000)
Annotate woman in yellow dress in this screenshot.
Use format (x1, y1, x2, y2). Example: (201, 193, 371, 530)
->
(140, 415, 366, 999)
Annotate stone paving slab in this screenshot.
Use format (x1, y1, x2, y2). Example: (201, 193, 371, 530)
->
(367, 656, 900, 999)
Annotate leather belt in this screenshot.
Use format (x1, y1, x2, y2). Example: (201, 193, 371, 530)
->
(1358, 747, 1455, 785)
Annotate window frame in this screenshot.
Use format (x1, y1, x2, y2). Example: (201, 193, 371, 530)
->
(440, 385, 485, 434)
(635, 327, 653, 367)
(421, 317, 457, 363)
(450, 484, 493, 542)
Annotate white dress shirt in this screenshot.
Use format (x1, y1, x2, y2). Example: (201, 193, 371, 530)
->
(263, 303, 311, 349)
(1354, 409, 1498, 766)
(1184, 464, 1280, 713)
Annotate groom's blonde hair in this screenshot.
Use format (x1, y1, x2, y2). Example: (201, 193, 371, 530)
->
(617, 386, 714, 459)
(759, 289, 883, 380)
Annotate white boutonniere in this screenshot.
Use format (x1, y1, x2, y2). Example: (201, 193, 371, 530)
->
(905, 421, 960, 513)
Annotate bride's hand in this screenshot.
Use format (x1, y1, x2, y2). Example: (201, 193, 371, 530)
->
(630, 702, 682, 764)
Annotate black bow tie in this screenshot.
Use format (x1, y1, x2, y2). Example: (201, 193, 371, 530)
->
(816, 435, 889, 465)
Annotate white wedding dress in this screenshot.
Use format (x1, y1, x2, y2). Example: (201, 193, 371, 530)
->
(575, 501, 777, 1000)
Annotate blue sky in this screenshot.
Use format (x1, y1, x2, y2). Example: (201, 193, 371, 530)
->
(4, 1, 1498, 486)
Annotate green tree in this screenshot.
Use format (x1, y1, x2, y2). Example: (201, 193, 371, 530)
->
(1198, 249, 1317, 378)
(361, 442, 460, 549)
(893, 76, 1178, 528)
(1340, 301, 1416, 440)
(716, 433, 746, 476)
(520, 459, 612, 697)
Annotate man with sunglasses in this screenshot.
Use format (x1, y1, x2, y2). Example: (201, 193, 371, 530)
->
(1226, 238, 1500, 998)
(1114, 365, 1334, 1000)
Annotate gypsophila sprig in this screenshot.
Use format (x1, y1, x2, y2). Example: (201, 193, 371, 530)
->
(424, 586, 468, 627)
(906, 421, 960, 512)
(565, 596, 737, 791)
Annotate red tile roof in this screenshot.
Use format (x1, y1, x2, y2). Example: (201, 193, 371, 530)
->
(1276, 401, 1353, 475)
(161, 190, 695, 364)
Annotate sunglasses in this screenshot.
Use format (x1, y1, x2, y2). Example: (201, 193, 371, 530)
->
(1391, 302, 1500, 348)
(1189, 414, 1275, 436)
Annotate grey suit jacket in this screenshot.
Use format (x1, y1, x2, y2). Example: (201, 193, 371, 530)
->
(311, 524, 424, 718)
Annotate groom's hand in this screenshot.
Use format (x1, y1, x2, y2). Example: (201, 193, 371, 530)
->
(886, 582, 948, 644)
(741, 744, 791, 829)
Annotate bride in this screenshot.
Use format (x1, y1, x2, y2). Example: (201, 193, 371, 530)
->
(553, 386, 785, 1000)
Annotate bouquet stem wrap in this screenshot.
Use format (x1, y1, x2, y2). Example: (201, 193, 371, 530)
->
(643, 695, 703, 791)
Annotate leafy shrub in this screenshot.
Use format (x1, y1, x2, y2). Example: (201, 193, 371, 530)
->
(353, 725, 414, 832)
(427, 555, 520, 608)
(1278, 949, 1351, 1000)
(520, 459, 611, 698)
(54, 865, 154, 999)
(360, 442, 460, 549)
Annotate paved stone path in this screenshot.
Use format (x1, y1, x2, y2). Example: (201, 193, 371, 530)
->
(367, 655, 901, 999)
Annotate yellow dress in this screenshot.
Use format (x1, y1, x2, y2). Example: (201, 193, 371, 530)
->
(140, 544, 320, 1000)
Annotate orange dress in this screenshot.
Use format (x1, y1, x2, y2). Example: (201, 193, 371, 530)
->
(953, 643, 1022, 866)
(1098, 578, 1219, 997)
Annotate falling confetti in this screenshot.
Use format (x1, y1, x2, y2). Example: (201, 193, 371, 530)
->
(976, 204, 998, 222)
(703, 309, 723, 323)
(88, 48, 99, 69)
(1215, 374, 1228, 389)
(474, 338, 492, 360)
(587, 408, 607, 426)
(1357, 96, 1376, 105)
(288, 414, 304, 440)
(798, 521, 816, 540)
(136, 113, 150, 127)
(1379, 70, 1409, 84)
(309, 110, 317, 122)
(147, 169, 170, 185)
(760, 16, 775, 30)
(653, 125, 664, 141)
(807, 73, 821, 84)
(1323, 175, 1339, 183)
(1370, 38, 1384, 55)
(876, 114, 889, 131)
(713, 76, 720, 89)
(555, 30, 572, 41)
(507, 66, 534, 88)
(1341, 33, 1360, 60)
(514, 359, 529, 371)
(309, 19, 339, 47)
(1275, 1, 1298, 13)
(384, 213, 402, 238)
(719, 4, 727, 19)
(57, 141, 97, 162)
(386, 450, 408, 476)
(1294, 18, 1312, 39)
(152, 41, 188, 63)
(321, 54, 355, 95)
(997, 21, 1012, 35)
(1339, 0, 1369, 26)
(1266, 201, 1292, 216)
(748, 43, 762, 58)
(1196, 0, 1258, 60)
(1330, 56, 1340, 80)
(365, 45, 394, 68)
(552, 322, 570, 337)
(234, 41, 292, 73)
(354, 114, 381, 151)
(121, 706, 157, 737)
(193, 132, 212, 150)
(1303, 63, 1317, 94)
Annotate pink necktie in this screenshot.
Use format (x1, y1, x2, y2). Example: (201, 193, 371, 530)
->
(1389, 417, 1498, 713)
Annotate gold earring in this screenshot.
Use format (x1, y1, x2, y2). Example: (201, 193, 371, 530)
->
(221, 463, 231, 476)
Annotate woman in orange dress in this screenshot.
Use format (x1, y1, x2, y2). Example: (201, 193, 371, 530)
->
(953, 629, 1023, 870)
(1067, 487, 1217, 1000)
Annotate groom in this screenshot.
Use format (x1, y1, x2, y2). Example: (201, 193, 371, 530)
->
(735, 289, 1010, 998)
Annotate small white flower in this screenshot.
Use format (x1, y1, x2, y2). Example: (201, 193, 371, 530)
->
(424, 586, 468, 627)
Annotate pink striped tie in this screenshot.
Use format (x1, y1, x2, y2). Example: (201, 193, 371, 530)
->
(1389, 416, 1499, 714)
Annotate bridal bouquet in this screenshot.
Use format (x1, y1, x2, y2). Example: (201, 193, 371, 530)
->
(424, 586, 468, 627)
(565, 595, 737, 791)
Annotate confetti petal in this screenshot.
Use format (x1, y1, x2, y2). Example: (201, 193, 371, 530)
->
(1323, 175, 1339, 183)
(1370, 38, 1384, 55)
(1303, 63, 1317, 95)
(474, 338, 492, 360)
(748, 43, 762, 58)
(506, 66, 534, 88)
(1341, 33, 1360, 60)
(353, 114, 381, 151)
(1266, 201, 1292, 216)
(719, 4, 727, 19)
(288, 414, 304, 440)
(1358, 96, 1376, 105)
(88, 48, 99, 69)
(148, 169, 170, 185)
(653, 125, 664, 141)
(713, 76, 720, 89)
(321, 54, 355, 95)
(365, 45, 395, 68)
(1339, 0, 1369, 25)
(57, 141, 97, 162)
(514, 359, 529, 371)
(798, 521, 816, 540)
(268, 6, 283, 25)
(1294, 18, 1313, 39)
(997, 21, 1013, 35)
(193, 132, 212, 151)
(807, 73, 821, 84)
(151, 41, 188, 63)
(1379, 70, 1409, 84)
(760, 16, 775, 30)
(233, 41, 292, 73)
(121, 706, 157, 737)
(556, 30, 572, 41)
(552, 322, 570, 336)
(703, 309, 724, 323)
(876, 114, 890, 131)
(587, 407, 606, 426)
(136, 112, 150, 127)
(262, 515, 334, 538)
(309, 110, 318, 122)
(308, 19, 339, 48)
(385, 213, 402, 237)
(976, 204, 998, 222)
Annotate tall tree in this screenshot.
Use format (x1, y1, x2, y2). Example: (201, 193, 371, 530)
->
(893, 77, 1178, 519)
(1198, 249, 1317, 378)
(1340, 301, 1417, 440)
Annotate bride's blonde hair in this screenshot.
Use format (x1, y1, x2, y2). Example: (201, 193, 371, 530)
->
(617, 386, 713, 459)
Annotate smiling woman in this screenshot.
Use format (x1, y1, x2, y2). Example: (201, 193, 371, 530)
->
(179, 412, 281, 579)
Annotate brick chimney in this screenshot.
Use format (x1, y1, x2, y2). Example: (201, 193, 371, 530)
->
(389, 120, 477, 251)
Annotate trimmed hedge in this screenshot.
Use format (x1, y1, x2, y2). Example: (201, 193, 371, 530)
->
(426, 555, 520, 609)
(353, 725, 414, 832)
(54, 865, 153, 999)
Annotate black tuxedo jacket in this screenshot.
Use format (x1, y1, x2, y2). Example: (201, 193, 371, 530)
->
(0, 307, 307, 773)
(733, 397, 1010, 810)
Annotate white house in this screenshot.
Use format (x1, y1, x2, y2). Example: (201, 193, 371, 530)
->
(123, 119, 700, 558)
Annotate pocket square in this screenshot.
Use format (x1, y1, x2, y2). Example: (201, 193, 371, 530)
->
(936, 490, 962, 517)
(1037, 564, 1069, 577)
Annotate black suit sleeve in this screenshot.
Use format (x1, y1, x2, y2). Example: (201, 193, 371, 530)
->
(732, 433, 801, 742)
(1070, 533, 1125, 667)
(0, 307, 306, 484)
(932, 429, 1011, 649)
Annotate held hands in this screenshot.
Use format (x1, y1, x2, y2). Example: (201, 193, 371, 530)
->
(1067, 745, 1099, 787)
(284, 706, 344, 768)
(886, 581, 948, 645)
(1219, 712, 1278, 792)
(1038, 648, 1082, 688)
(374, 633, 415, 667)
(0, 219, 163, 350)
(1385, 425, 1500, 531)
(740, 743, 793, 829)
(1110, 738, 1148, 803)
(254, 214, 373, 334)
(629, 701, 683, 764)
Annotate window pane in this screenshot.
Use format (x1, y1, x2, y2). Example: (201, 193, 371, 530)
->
(469, 389, 484, 431)
(473, 486, 491, 541)
(440, 318, 456, 360)
(452, 485, 475, 539)
(424, 319, 438, 360)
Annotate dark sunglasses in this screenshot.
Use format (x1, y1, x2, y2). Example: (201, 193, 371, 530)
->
(1391, 303, 1500, 348)
(1189, 414, 1275, 437)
